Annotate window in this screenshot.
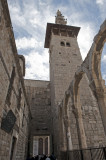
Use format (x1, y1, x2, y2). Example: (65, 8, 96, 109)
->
(45, 137, 48, 155)
(60, 41, 65, 46)
(38, 138, 43, 155)
(66, 42, 70, 47)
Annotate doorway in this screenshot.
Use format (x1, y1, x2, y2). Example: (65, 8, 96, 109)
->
(33, 136, 50, 156)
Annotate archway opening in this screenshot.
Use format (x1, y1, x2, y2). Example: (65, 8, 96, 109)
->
(101, 43, 106, 84)
(33, 136, 50, 156)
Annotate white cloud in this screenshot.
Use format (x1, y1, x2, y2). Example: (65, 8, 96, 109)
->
(96, 0, 104, 5)
(102, 55, 106, 62)
(103, 74, 106, 79)
(24, 49, 49, 80)
(8, 4, 26, 27)
(102, 74, 106, 84)
(96, 0, 106, 20)
(63, 11, 96, 60)
(73, 22, 95, 60)
(16, 37, 43, 50)
(78, 24, 95, 60)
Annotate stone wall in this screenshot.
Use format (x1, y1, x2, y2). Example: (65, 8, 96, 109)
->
(64, 75, 106, 150)
(80, 75, 106, 147)
(24, 80, 52, 157)
(0, 1, 30, 159)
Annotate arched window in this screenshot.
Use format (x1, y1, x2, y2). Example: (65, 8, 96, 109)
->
(38, 138, 43, 155)
(60, 41, 65, 46)
(45, 137, 48, 155)
(66, 42, 70, 47)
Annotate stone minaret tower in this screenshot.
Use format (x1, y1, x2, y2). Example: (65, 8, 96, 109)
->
(44, 10, 82, 155)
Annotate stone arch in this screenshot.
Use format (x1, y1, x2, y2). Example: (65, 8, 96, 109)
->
(88, 20, 106, 134)
(64, 95, 74, 149)
(62, 85, 81, 150)
(73, 71, 84, 103)
(71, 68, 88, 149)
(90, 20, 106, 91)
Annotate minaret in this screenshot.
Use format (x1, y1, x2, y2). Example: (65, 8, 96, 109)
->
(44, 10, 82, 105)
(44, 10, 82, 155)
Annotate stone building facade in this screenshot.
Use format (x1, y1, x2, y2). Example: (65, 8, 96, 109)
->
(0, 1, 31, 160)
(0, 1, 106, 160)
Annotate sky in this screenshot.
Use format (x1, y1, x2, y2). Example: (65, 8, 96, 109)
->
(7, 0, 106, 82)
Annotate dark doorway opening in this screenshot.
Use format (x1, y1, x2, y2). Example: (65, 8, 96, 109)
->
(10, 136, 17, 160)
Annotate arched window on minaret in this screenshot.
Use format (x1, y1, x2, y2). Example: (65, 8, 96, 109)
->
(60, 41, 65, 46)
